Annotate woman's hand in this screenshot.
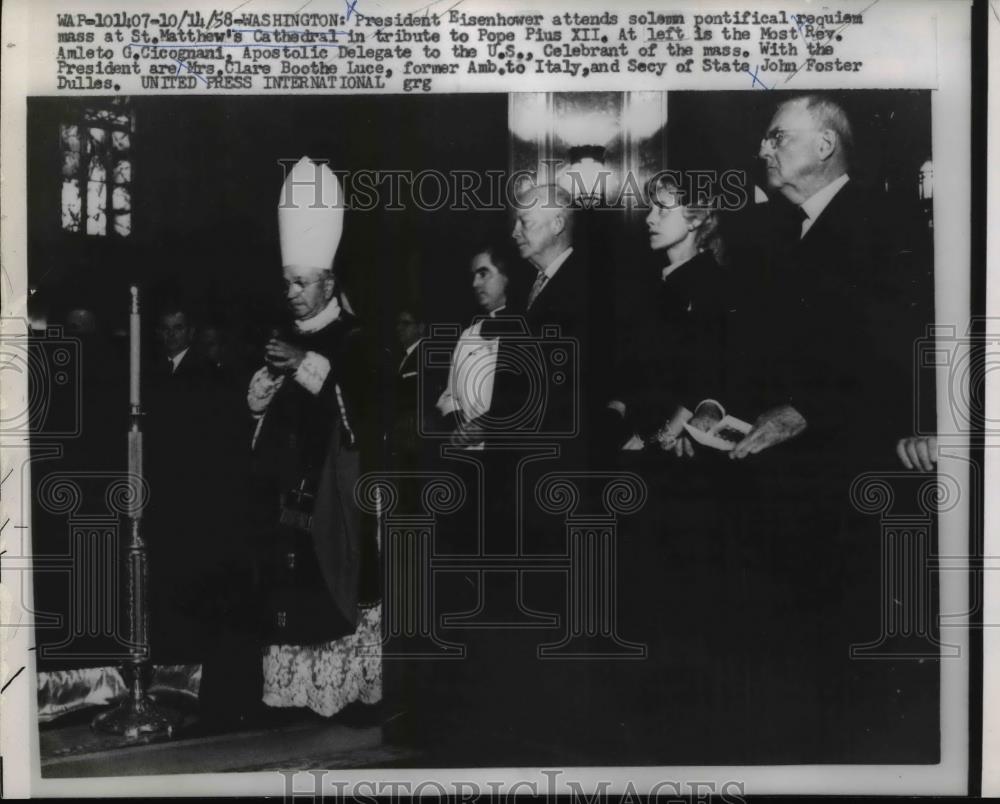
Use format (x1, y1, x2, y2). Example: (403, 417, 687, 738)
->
(652, 426, 695, 457)
(652, 405, 697, 457)
(672, 434, 695, 457)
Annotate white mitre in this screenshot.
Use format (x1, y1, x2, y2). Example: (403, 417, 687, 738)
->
(277, 156, 344, 271)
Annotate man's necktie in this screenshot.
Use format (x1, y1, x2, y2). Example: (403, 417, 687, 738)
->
(526, 270, 548, 309)
(794, 205, 809, 240)
(776, 204, 808, 247)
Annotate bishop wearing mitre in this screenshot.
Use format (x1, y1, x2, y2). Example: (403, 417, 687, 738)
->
(246, 157, 384, 718)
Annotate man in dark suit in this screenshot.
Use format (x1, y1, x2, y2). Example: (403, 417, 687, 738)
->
(395, 307, 425, 388)
(722, 94, 920, 477)
(391, 306, 424, 454)
(711, 93, 935, 758)
(509, 183, 608, 448)
(144, 300, 257, 724)
(392, 305, 446, 460)
(145, 302, 218, 564)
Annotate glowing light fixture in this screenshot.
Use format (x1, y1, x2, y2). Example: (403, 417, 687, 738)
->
(559, 145, 619, 205)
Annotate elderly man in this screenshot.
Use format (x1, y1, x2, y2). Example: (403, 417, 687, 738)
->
(507, 183, 609, 446)
(708, 95, 935, 756)
(247, 156, 383, 719)
(513, 183, 585, 334)
(705, 94, 925, 477)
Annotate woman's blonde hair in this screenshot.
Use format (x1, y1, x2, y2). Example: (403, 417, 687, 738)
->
(649, 174, 726, 264)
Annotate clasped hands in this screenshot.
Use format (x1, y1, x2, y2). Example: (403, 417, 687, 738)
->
(265, 338, 307, 374)
(658, 404, 939, 469)
(655, 401, 807, 459)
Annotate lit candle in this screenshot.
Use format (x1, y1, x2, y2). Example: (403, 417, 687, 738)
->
(129, 285, 140, 406)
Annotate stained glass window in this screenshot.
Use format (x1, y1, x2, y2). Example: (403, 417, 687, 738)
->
(60, 103, 133, 237)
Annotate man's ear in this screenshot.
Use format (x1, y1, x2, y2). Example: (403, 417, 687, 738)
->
(816, 128, 837, 162)
(550, 212, 565, 236)
(323, 272, 337, 300)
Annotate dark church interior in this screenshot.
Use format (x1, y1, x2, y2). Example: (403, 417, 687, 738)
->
(26, 90, 939, 774)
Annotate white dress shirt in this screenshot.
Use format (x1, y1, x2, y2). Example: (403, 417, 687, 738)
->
(799, 173, 849, 239)
(436, 306, 506, 429)
(540, 246, 574, 282)
(399, 339, 420, 378)
(527, 247, 575, 309)
(168, 347, 189, 374)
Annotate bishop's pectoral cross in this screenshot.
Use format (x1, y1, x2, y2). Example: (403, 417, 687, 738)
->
(280, 478, 316, 532)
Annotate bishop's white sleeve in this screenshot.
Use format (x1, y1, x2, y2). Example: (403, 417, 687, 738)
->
(247, 366, 284, 416)
(293, 351, 331, 396)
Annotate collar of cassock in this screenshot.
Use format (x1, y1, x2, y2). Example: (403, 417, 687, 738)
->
(477, 308, 528, 340)
(294, 294, 342, 334)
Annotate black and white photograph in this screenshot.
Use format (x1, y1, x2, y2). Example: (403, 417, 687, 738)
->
(0, 0, 983, 796)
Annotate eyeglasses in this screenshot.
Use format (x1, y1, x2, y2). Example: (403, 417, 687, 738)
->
(760, 127, 815, 149)
(283, 277, 324, 295)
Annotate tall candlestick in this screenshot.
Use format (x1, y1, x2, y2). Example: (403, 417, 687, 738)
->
(129, 286, 140, 407)
(92, 283, 178, 740)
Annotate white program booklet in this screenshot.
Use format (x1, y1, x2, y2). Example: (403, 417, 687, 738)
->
(683, 415, 753, 452)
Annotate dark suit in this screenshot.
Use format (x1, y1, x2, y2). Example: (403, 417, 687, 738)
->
(143, 348, 236, 666)
(761, 179, 927, 482)
(392, 339, 447, 460)
(397, 342, 420, 388)
(728, 178, 935, 757)
(624, 250, 730, 438)
(390, 343, 422, 459)
(489, 248, 609, 449)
